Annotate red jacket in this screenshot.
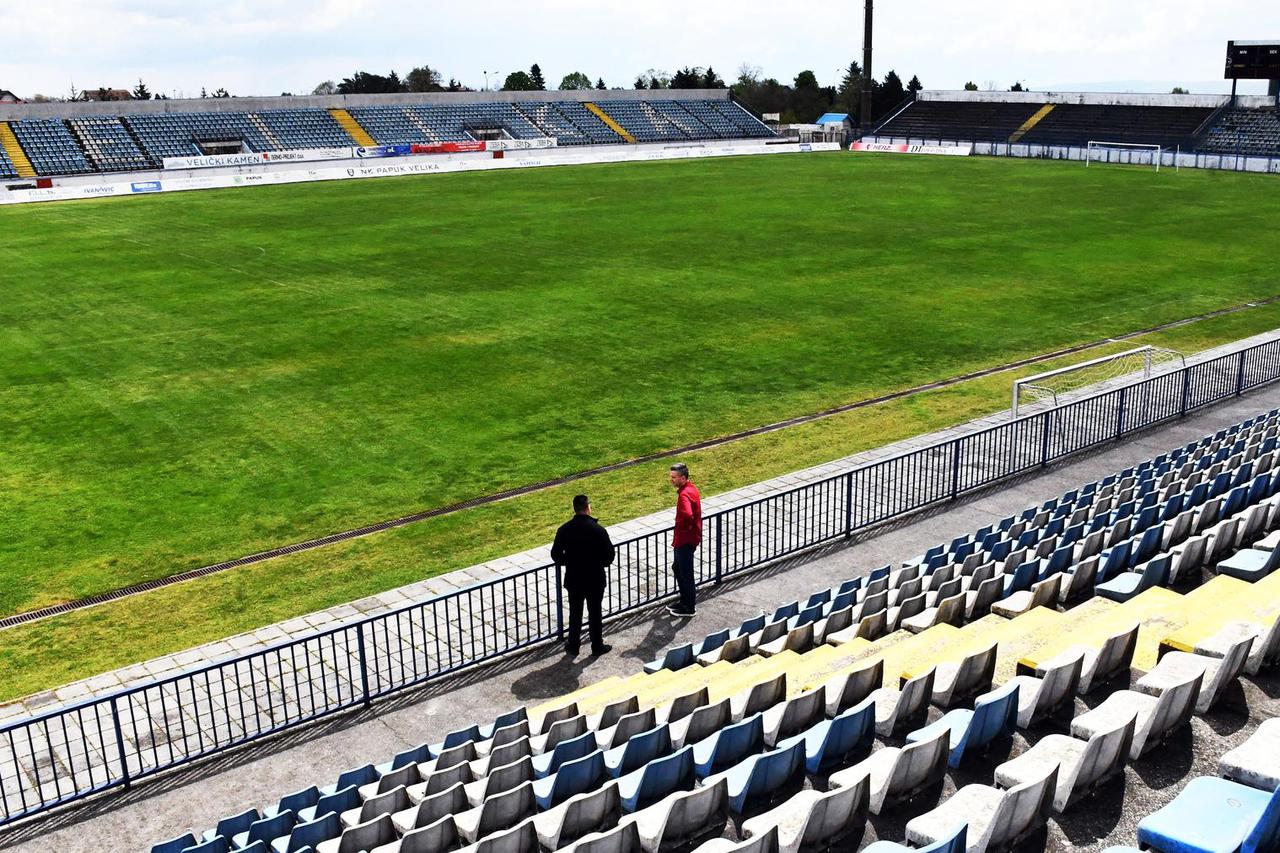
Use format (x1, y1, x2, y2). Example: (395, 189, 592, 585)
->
(673, 482, 703, 548)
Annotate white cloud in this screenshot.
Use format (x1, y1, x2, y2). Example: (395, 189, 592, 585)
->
(1, 0, 1276, 98)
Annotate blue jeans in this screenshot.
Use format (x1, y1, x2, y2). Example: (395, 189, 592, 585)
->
(672, 544, 697, 612)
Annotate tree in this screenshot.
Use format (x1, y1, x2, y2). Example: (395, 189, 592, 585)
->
(312, 80, 337, 96)
(446, 78, 469, 92)
(200, 87, 207, 98)
(634, 69, 669, 89)
(530, 64, 546, 90)
(702, 67, 725, 88)
(907, 75, 923, 97)
(405, 66, 444, 92)
(671, 67, 701, 89)
(559, 71, 593, 90)
(337, 72, 403, 94)
(1171, 86, 1189, 95)
(1009, 81, 1025, 92)
(596, 78, 607, 90)
(211, 87, 231, 98)
(870, 69, 904, 119)
(503, 70, 537, 91)
(963, 81, 979, 91)
(837, 61, 862, 117)
(794, 70, 820, 90)
(131, 78, 152, 100)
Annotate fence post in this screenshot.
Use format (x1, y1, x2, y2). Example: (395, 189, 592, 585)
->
(1180, 367, 1191, 417)
(1236, 350, 1247, 396)
(950, 440, 963, 499)
(1040, 412, 1051, 467)
(714, 516, 724, 585)
(843, 472, 854, 537)
(554, 564, 565, 640)
(1115, 387, 1127, 439)
(355, 625, 372, 709)
(109, 696, 132, 791)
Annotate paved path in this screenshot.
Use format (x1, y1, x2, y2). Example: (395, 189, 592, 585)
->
(5, 378, 1279, 852)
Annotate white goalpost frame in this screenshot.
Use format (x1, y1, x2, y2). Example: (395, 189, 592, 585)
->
(1012, 344, 1186, 418)
(1085, 141, 1163, 171)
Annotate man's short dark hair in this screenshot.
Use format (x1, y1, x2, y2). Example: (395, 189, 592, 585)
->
(670, 463, 689, 478)
(573, 494, 590, 513)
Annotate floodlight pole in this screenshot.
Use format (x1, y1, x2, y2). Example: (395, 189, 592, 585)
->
(860, 0, 874, 135)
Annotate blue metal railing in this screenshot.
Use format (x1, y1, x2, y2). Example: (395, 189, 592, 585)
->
(2, 337, 1279, 827)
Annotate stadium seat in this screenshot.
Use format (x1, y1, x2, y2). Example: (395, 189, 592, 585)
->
(605, 725, 673, 777)
(233, 811, 296, 850)
(1137, 777, 1280, 853)
(617, 746, 696, 811)
(534, 732, 598, 778)
(1071, 671, 1202, 759)
(740, 778, 870, 853)
(692, 715, 764, 778)
(562, 821, 641, 853)
(822, 659, 884, 717)
(534, 784, 621, 850)
(341, 785, 410, 829)
(905, 765, 1057, 853)
(931, 644, 997, 708)
(392, 781, 466, 834)
(1035, 622, 1138, 693)
(906, 681, 1019, 768)
(863, 824, 967, 853)
(1005, 649, 1083, 728)
(710, 741, 806, 813)
(869, 668, 935, 737)
(692, 828, 779, 853)
(761, 689, 825, 747)
(272, 811, 341, 853)
(995, 715, 1135, 812)
(455, 781, 536, 843)
(779, 699, 875, 773)
(1219, 719, 1280, 792)
(619, 777, 728, 852)
(153, 835, 199, 853)
(1134, 638, 1253, 713)
(202, 808, 260, 844)
(829, 727, 949, 814)
(672, 699, 731, 749)
(535, 751, 608, 810)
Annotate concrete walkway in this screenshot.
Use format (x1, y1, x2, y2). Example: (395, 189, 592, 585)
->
(4, 375, 1280, 852)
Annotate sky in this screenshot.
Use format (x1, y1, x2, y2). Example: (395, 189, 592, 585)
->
(1, 0, 1276, 99)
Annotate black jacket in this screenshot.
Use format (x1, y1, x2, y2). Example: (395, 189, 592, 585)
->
(551, 513, 616, 591)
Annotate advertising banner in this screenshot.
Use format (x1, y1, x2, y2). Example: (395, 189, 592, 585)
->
(354, 145, 411, 159)
(411, 141, 487, 155)
(849, 141, 973, 156)
(163, 148, 356, 170)
(3, 142, 840, 206)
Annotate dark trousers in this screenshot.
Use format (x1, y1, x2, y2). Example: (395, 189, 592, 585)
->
(672, 544, 698, 612)
(567, 583, 605, 651)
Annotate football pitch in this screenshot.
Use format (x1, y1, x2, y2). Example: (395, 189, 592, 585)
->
(3, 152, 1280, 696)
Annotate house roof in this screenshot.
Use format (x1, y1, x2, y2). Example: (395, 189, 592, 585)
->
(814, 112, 851, 125)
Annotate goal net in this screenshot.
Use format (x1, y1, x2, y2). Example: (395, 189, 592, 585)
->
(1012, 345, 1185, 418)
(1085, 141, 1163, 171)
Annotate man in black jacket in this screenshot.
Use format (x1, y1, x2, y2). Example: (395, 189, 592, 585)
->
(551, 494, 616, 656)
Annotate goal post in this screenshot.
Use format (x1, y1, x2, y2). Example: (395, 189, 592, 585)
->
(1012, 345, 1186, 418)
(1085, 141, 1163, 171)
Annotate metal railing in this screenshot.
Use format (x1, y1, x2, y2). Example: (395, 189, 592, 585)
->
(3, 336, 1280, 828)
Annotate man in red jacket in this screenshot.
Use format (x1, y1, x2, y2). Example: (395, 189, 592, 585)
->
(668, 463, 702, 617)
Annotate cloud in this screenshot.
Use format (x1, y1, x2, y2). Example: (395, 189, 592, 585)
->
(2, 0, 1277, 98)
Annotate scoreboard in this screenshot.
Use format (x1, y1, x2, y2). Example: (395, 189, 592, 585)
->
(1226, 40, 1280, 79)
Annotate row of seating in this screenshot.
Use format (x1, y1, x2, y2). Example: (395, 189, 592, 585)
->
(0, 100, 777, 176)
(875, 99, 1223, 151)
(150, 405, 1280, 853)
(1201, 107, 1280, 156)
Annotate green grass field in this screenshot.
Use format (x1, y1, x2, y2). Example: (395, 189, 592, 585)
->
(2, 152, 1280, 698)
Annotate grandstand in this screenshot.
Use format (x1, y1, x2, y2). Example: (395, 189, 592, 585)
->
(0, 91, 776, 178)
(868, 91, 1280, 159)
(130, 397, 1280, 853)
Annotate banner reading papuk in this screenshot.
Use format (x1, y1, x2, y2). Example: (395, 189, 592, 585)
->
(849, 142, 973, 156)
